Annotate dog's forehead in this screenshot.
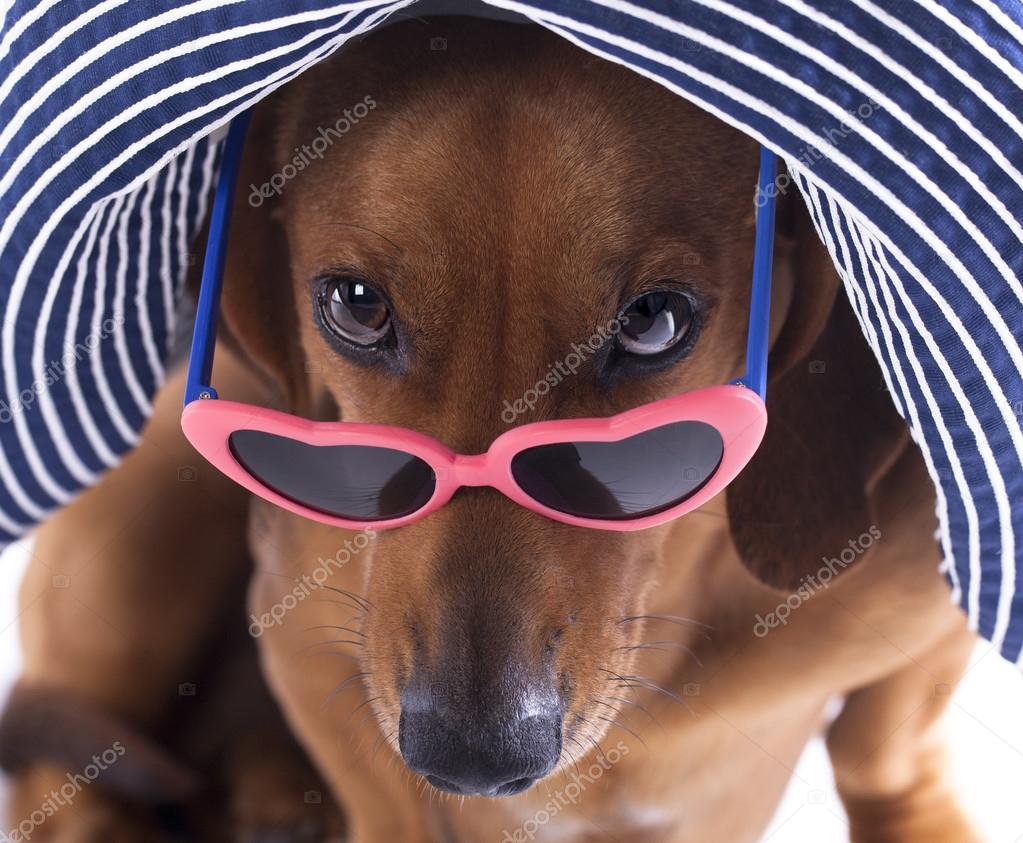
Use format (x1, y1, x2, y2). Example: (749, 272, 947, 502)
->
(276, 21, 758, 307)
(270, 20, 759, 433)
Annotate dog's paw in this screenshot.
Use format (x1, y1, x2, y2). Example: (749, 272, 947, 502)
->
(223, 753, 345, 843)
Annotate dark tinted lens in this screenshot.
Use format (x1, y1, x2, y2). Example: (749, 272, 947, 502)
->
(510, 421, 723, 520)
(229, 430, 436, 521)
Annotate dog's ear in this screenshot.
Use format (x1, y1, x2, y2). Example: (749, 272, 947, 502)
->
(210, 103, 309, 409)
(725, 188, 909, 590)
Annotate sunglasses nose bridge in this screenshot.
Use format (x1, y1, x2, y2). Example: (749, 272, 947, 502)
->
(450, 453, 491, 488)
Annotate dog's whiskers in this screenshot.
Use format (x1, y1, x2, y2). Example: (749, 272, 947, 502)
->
(297, 638, 365, 657)
(370, 728, 397, 772)
(582, 731, 611, 766)
(319, 585, 374, 612)
(306, 649, 360, 663)
(320, 670, 370, 712)
(594, 694, 662, 729)
(302, 624, 367, 639)
(307, 595, 368, 615)
(617, 614, 713, 639)
(595, 714, 647, 749)
(563, 735, 586, 779)
(342, 695, 381, 730)
(615, 640, 703, 668)
(599, 668, 693, 715)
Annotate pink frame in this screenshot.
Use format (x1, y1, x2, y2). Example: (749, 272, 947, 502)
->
(181, 384, 766, 531)
(181, 114, 777, 533)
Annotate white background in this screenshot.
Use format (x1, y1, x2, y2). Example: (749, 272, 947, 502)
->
(0, 538, 1021, 841)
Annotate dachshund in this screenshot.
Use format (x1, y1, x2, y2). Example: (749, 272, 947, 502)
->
(1, 16, 979, 843)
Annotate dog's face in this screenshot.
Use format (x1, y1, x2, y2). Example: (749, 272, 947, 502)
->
(231, 20, 770, 797)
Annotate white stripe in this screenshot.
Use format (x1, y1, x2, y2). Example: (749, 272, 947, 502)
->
(0, 0, 232, 110)
(0, 376, 50, 523)
(174, 142, 197, 322)
(112, 188, 153, 416)
(798, 176, 888, 396)
(849, 0, 1023, 144)
(494, 2, 1023, 478)
(0, 501, 28, 539)
(7, 208, 120, 506)
(693, 0, 1023, 257)
(62, 201, 122, 467)
(868, 234, 1016, 648)
(0, 2, 386, 201)
(169, 138, 221, 352)
(0, 3, 408, 499)
(973, 0, 1023, 49)
(917, 0, 1023, 94)
(509, 1, 989, 625)
(0, 4, 386, 257)
(848, 221, 985, 629)
(0, 206, 98, 516)
(0, 0, 63, 63)
(804, 176, 961, 605)
(160, 158, 180, 355)
(822, 207, 959, 605)
(88, 194, 139, 446)
(0, 480, 30, 537)
(135, 172, 166, 389)
(0, 0, 15, 36)
(781, 0, 1023, 201)
(28, 207, 109, 488)
(583, 0, 1023, 320)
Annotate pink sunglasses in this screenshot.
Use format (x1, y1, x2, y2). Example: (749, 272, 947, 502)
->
(182, 112, 777, 532)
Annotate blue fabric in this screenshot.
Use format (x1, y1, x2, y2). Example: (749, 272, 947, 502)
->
(1, 0, 1021, 662)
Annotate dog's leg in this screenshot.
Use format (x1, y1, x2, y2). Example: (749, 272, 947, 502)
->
(0, 349, 275, 839)
(176, 612, 347, 843)
(248, 517, 435, 843)
(826, 622, 981, 843)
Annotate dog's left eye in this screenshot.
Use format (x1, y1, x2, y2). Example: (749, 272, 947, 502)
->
(616, 290, 694, 356)
(318, 277, 392, 347)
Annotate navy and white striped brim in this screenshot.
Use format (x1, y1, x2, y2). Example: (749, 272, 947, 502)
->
(1, 0, 1021, 663)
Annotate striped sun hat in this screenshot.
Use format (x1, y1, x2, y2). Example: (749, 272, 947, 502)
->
(1, 0, 1021, 663)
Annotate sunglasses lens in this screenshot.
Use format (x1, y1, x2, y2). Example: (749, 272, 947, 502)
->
(510, 420, 723, 520)
(228, 430, 436, 521)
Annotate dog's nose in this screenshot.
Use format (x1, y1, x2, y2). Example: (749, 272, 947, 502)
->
(398, 693, 562, 797)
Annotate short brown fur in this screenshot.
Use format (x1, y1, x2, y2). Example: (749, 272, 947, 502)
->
(4, 17, 978, 843)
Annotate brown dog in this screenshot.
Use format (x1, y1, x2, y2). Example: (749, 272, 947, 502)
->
(4, 16, 979, 843)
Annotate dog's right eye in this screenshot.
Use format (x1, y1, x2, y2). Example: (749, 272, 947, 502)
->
(317, 277, 392, 347)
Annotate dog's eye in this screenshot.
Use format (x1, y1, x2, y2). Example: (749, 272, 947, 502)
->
(318, 278, 392, 346)
(616, 290, 694, 356)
